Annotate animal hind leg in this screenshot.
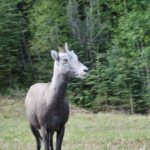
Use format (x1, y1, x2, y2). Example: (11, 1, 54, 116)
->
(30, 125, 42, 150)
(41, 126, 49, 150)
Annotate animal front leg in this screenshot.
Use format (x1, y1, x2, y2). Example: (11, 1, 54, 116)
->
(41, 127, 49, 150)
(56, 127, 65, 150)
(49, 131, 54, 150)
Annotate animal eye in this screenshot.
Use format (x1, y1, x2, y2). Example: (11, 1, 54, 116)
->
(63, 58, 68, 63)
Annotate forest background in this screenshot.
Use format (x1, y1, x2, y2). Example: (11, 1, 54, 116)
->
(0, 0, 150, 114)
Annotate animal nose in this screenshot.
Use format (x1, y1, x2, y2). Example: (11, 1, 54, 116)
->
(83, 68, 88, 73)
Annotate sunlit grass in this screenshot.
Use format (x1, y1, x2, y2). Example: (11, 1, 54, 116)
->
(0, 97, 150, 150)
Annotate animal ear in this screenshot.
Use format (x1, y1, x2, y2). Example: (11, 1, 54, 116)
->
(71, 50, 74, 53)
(64, 42, 69, 51)
(51, 50, 59, 60)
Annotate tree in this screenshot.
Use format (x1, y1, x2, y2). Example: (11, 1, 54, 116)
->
(28, 0, 69, 81)
(0, 0, 23, 92)
(107, 7, 150, 114)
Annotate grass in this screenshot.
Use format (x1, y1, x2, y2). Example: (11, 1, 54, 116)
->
(0, 97, 150, 150)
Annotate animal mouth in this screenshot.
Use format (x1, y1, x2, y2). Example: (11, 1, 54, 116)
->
(68, 71, 88, 79)
(77, 73, 88, 79)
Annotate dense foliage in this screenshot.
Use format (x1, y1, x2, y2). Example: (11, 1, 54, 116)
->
(0, 0, 149, 114)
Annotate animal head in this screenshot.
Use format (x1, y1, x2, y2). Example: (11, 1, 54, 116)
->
(51, 43, 88, 79)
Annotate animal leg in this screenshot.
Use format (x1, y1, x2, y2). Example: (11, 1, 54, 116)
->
(49, 131, 54, 150)
(41, 126, 49, 150)
(56, 127, 65, 150)
(30, 125, 42, 150)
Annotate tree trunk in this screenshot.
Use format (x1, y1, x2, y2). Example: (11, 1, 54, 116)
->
(129, 84, 134, 114)
(140, 41, 150, 94)
(104, 92, 108, 111)
(123, 0, 127, 13)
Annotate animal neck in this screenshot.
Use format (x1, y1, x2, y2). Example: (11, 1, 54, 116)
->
(47, 62, 68, 104)
(51, 71, 68, 93)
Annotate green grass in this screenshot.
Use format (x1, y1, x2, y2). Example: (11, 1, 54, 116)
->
(0, 97, 150, 150)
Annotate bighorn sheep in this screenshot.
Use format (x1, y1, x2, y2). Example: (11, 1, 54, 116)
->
(25, 43, 88, 150)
